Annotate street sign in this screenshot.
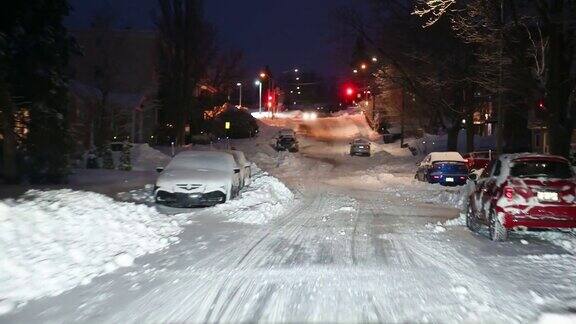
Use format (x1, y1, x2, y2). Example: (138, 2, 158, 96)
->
(225, 122, 231, 130)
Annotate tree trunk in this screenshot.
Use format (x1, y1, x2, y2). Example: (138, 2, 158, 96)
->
(0, 83, 20, 183)
(466, 110, 475, 153)
(545, 2, 575, 158)
(446, 125, 460, 151)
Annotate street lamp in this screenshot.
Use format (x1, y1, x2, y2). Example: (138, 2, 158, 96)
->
(294, 68, 299, 73)
(353, 69, 358, 74)
(260, 72, 266, 79)
(372, 57, 378, 62)
(236, 82, 242, 107)
(255, 80, 262, 113)
(361, 63, 367, 70)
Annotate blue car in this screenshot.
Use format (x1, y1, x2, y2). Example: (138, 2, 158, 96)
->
(426, 162, 469, 186)
(416, 152, 469, 186)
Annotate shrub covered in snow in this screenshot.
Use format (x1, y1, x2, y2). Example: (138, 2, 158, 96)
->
(0, 190, 186, 309)
(100, 147, 115, 169)
(118, 143, 132, 171)
(131, 144, 171, 171)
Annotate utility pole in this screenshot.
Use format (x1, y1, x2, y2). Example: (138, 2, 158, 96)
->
(496, 0, 504, 155)
(236, 83, 242, 107)
(400, 87, 406, 147)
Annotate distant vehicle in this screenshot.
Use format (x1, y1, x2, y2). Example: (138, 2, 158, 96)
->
(275, 135, 299, 152)
(467, 153, 576, 241)
(462, 151, 495, 171)
(415, 152, 468, 186)
(302, 111, 318, 121)
(154, 151, 241, 208)
(226, 149, 252, 188)
(350, 138, 371, 156)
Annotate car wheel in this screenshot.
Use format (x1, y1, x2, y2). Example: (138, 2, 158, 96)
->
(488, 210, 508, 241)
(466, 200, 481, 232)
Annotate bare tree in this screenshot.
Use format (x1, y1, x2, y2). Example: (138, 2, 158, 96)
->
(156, 0, 215, 146)
(413, 0, 576, 157)
(337, 1, 479, 151)
(89, 6, 124, 147)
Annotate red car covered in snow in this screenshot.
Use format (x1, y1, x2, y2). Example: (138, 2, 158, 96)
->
(462, 151, 495, 171)
(466, 153, 576, 241)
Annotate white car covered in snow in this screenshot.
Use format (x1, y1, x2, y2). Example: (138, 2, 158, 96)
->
(226, 149, 252, 188)
(154, 151, 241, 207)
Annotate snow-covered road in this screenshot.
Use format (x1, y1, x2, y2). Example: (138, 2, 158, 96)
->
(2, 113, 576, 323)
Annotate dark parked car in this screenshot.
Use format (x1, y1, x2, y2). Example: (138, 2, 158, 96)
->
(350, 138, 371, 156)
(275, 135, 299, 152)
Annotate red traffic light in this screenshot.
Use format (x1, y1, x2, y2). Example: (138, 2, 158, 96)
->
(346, 87, 355, 96)
(538, 100, 545, 109)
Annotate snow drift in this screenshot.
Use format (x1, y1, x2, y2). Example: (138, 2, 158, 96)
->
(131, 144, 171, 171)
(214, 166, 294, 224)
(0, 190, 186, 310)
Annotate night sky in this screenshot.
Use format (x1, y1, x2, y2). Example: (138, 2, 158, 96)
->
(66, 0, 355, 78)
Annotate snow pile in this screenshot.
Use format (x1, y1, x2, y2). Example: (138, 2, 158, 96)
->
(537, 313, 576, 324)
(214, 166, 294, 224)
(131, 144, 171, 171)
(530, 230, 576, 254)
(117, 184, 155, 203)
(0, 190, 185, 309)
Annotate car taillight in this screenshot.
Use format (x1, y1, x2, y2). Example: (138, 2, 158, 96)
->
(504, 187, 514, 201)
(432, 175, 440, 179)
(459, 176, 466, 180)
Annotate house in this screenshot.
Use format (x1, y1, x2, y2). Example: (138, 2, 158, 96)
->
(67, 28, 158, 150)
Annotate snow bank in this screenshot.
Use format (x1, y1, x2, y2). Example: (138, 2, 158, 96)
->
(214, 166, 294, 224)
(0, 190, 186, 309)
(131, 144, 171, 171)
(117, 184, 155, 203)
(537, 313, 576, 324)
(530, 230, 576, 254)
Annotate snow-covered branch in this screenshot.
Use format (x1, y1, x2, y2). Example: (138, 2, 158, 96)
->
(412, 0, 457, 27)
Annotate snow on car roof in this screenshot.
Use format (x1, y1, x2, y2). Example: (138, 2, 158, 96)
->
(168, 151, 235, 172)
(492, 153, 571, 185)
(353, 138, 370, 144)
(502, 153, 568, 163)
(429, 152, 466, 163)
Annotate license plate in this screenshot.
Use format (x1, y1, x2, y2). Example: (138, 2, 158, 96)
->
(445, 177, 454, 182)
(537, 192, 559, 202)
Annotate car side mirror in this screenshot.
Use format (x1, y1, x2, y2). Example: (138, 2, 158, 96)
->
(468, 173, 478, 181)
(156, 167, 164, 173)
(234, 168, 241, 174)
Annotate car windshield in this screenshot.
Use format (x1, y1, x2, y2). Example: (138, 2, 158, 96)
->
(432, 162, 468, 173)
(510, 160, 573, 179)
